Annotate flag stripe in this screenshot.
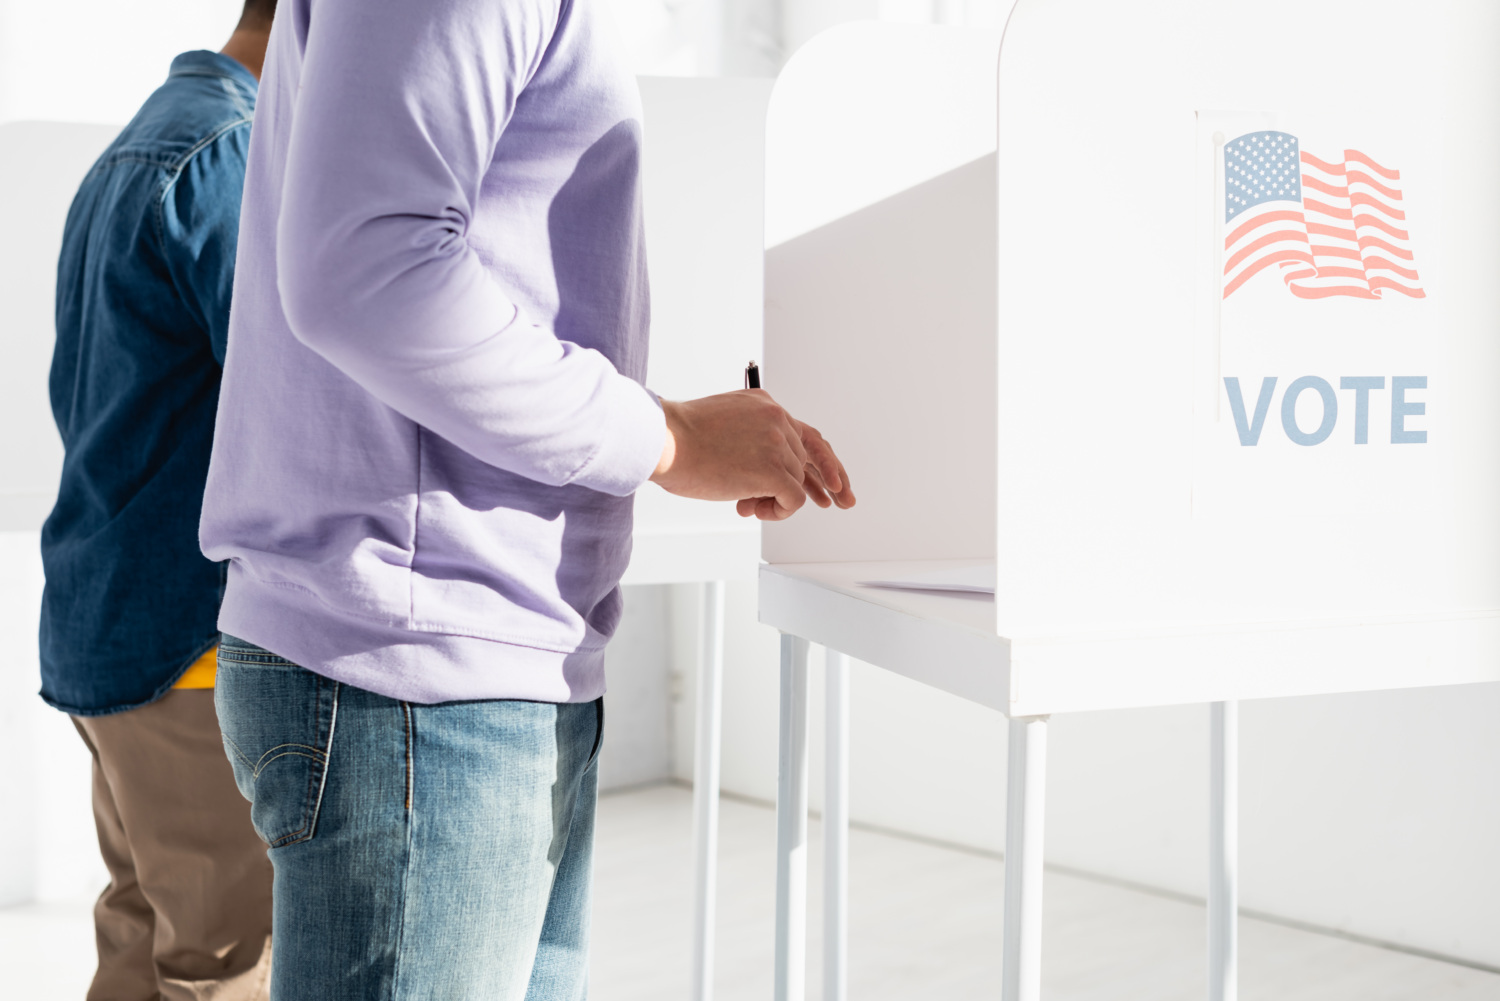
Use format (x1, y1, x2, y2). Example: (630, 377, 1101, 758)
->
(1350, 191, 1406, 220)
(1307, 222, 1358, 241)
(1224, 248, 1317, 297)
(1344, 150, 1400, 180)
(1363, 256, 1421, 281)
(1300, 151, 1347, 175)
(1356, 234, 1415, 260)
(1225, 229, 1312, 273)
(1302, 176, 1349, 198)
(1352, 213, 1410, 241)
(1303, 196, 1354, 221)
(1346, 169, 1403, 200)
(1368, 277, 1426, 298)
(1308, 245, 1362, 261)
(1288, 283, 1380, 300)
(1227, 209, 1306, 246)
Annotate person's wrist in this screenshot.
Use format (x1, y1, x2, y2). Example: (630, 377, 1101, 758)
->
(652, 400, 680, 482)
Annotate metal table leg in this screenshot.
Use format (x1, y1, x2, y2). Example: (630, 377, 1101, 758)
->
(1002, 715, 1049, 1001)
(1209, 700, 1239, 1001)
(774, 634, 811, 1001)
(691, 581, 726, 1001)
(823, 649, 850, 1001)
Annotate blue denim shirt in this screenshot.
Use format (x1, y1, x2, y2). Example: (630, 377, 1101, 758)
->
(41, 51, 257, 715)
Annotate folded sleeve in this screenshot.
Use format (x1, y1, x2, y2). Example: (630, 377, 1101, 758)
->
(275, 0, 664, 497)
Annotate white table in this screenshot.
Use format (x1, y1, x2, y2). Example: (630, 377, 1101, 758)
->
(760, 560, 1500, 1001)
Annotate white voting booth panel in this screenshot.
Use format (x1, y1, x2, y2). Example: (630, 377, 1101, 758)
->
(760, 8, 1500, 1001)
(762, 10, 1500, 715)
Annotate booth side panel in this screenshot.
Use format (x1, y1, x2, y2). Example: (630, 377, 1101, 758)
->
(763, 156, 998, 566)
(992, 1, 1500, 641)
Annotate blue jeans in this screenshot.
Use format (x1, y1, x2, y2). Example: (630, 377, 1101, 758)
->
(214, 634, 602, 1001)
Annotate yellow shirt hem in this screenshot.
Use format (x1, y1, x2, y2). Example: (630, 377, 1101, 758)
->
(173, 646, 217, 689)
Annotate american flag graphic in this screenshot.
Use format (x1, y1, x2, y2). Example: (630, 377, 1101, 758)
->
(1222, 132, 1423, 300)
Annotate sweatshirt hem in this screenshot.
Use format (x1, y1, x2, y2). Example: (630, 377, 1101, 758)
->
(218, 565, 606, 705)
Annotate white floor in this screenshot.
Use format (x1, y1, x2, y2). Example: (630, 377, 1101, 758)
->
(5, 783, 1497, 1000)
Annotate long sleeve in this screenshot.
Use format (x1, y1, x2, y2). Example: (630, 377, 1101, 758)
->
(275, 0, 664, 497)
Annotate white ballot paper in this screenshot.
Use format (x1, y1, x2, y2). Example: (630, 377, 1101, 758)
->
(858, 563, 996, 595)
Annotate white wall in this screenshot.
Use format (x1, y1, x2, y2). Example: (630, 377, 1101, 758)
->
(0, 0, 244, 124)
(605, 0, 1013, 79)
(671, 581, 1500, 968)
(598, 586, 676, 791)
(0, 533, 108, 906)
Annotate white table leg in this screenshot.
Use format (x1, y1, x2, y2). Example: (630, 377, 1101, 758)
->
(1002, 715, 1049, 1001)
(691, 581, 726, 1001)
(823, 649, 850, 1001)
(774, 634, 811, 1001)
(1209, 700, 1239, 1001)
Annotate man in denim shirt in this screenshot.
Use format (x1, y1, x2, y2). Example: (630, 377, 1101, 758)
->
(41, 3, 278, 997)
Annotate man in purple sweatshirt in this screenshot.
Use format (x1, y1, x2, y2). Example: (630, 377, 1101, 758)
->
(200, 0, 852, 996)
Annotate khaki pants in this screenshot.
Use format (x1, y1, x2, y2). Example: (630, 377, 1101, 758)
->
(72, 689, 273, 1001)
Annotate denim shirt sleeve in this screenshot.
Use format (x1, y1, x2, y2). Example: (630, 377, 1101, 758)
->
(160, 122, 251, 365)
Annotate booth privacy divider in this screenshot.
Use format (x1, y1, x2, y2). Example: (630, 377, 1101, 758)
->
(759, 7, 1500, 1000)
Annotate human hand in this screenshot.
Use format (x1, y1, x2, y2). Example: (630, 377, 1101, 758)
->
(650, 390, 855, 521)
(735, 415, 855, 520)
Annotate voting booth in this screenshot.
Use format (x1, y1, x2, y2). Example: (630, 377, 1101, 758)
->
(758, 7, 1500, 1000)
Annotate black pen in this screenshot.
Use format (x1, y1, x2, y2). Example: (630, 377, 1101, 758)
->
(744, 360, 760, 389)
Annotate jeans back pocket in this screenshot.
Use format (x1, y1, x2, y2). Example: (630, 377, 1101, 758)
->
(215, 636, 340, 848)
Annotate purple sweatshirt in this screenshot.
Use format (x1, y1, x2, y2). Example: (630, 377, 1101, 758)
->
(200, 0, 667, 703)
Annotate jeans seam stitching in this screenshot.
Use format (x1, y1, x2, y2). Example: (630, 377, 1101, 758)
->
(589, 698, 605, 765)
(252, 748, 323, 777)
(408, 425, 421, 630)
(266, 677, 339, 848)
(218, 651, 297, 667)
(222, 731, 255, 773)
(390, 741, 416, 999)
(271, 749, 318, 847)
(402, 702, 413, 814)
(306, 680, 341, 841)
(289, 679, 323, 844)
